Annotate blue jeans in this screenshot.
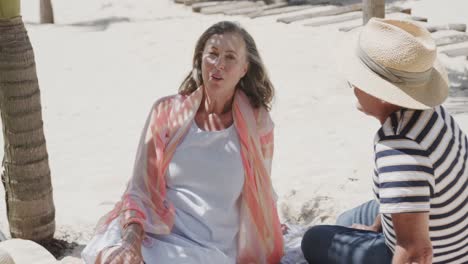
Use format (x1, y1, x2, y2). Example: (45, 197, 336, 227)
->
(301, 200, 393, 264)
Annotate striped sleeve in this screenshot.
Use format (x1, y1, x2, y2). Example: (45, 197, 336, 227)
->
(375, 137, 434, 214)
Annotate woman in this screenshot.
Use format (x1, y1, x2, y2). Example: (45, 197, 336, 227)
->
(82, 21, 284, 264)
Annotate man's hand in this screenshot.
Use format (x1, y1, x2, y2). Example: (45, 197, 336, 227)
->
(351, 223, 380, 232)
(392, 212, 432, 264)
(352, 214, 382, 232)
(95, 224, 145, 264)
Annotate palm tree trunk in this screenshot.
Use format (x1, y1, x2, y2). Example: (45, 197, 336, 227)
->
(40, 0, 54, 24)
(0, 13, 55, 241)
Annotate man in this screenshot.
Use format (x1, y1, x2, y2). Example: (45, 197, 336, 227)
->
(301, 18, 467, 264)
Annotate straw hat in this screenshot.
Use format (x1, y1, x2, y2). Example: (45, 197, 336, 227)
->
(340, 18, 449, 109)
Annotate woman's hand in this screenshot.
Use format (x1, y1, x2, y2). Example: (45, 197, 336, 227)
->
(95, 244, 143, 264)
(281, 223, 289, 235)
(95, 224, 145, 264)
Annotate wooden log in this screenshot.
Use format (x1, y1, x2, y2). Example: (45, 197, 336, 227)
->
(363, 0, 385, 24)
(444, 98, 468, 115)
(439, 42, 468, 57)
(264, 0, 288, 4)
(193, 1, 230, 12)
(224, 2, 266, 15)
(435, 34, 468, 47)
(304, 12, 361, 27)
(184, 0, 230, 6)
(339, 24, 360, 32)
(400, 8, 412, 15)
(289, 0, 330, 4)
(426, 24, 466, 33)
(201, 1, 256, 14)
(224, 2, 287, 16)
(304, 7, 410, 27)
(249, 4, 314, 18)
(277, 3, 363, 24)
(410, 16, 428, 22)
(339, 15, 426, 32)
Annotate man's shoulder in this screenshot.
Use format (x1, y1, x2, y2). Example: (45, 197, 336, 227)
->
(377, 106, 446, 144)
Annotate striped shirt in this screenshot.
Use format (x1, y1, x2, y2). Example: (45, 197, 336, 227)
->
(373, 106, 467, 264)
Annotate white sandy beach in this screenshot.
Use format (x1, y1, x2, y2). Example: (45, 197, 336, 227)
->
(0, 0, 467, 262)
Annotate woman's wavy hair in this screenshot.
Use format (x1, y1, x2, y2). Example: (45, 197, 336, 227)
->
(178, 21, 274, 111)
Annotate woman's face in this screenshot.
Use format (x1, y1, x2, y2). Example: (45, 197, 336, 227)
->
(201, 32, 248, 98)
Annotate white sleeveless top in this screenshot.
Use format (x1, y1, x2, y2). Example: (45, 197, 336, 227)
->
(163, 119, 244, 259)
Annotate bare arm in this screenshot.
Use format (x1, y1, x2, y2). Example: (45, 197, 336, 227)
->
(122, 223, 145, 247)
(391, 213, 432, 264)
(95, 223, 145, 264)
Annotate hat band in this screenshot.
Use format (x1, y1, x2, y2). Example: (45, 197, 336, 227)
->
(356, 44, 433, 86)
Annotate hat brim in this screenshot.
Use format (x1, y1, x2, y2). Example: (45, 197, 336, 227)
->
(338, 29, 449, 110)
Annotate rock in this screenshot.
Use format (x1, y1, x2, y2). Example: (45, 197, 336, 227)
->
(0, 239, 57, 264)
(0, 248, 14, 264)
(59, 256, 84, 264)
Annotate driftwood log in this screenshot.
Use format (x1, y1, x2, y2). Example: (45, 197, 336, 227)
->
(277, 3, 363, 24)
(304, 7, 411, 27)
